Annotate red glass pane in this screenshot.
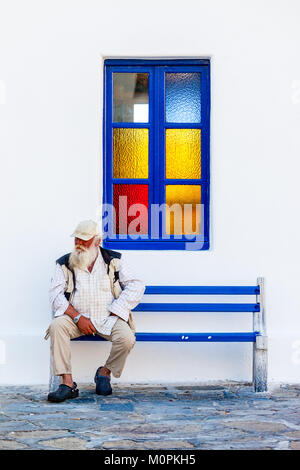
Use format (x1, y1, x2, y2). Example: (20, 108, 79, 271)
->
(113, 184, 148, 234)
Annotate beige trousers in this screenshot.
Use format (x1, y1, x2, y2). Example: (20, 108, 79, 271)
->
(48, 315, 136, 378)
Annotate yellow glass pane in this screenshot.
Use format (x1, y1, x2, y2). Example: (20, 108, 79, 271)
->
(165, 129, 201, 179)
(113, 128, 148, 178)
(165, 185, 201, 235)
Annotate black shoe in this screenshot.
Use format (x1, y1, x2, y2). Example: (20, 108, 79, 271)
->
(47, 382, 79, 403)
(94, 367, 112, 396)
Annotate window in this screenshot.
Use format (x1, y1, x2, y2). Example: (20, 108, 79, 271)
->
(102, 59, 210, 250)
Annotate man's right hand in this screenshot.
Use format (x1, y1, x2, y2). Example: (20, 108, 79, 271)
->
(77, 316, 97, 335)
(64, 304, 97, 335)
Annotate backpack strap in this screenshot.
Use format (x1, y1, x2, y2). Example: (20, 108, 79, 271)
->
(56, 253, 76, 302)
(55, 247, 122, 302)
(100, 246, 122, 274)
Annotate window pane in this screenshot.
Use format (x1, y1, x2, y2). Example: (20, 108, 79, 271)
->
(113, 128, 148, 178)
(165, 185, 201, 235)
(113, 73, 149, 122)
(166, 129, 201, 179)
(113, 184, 148, 234)
(165, 73, 201, 123)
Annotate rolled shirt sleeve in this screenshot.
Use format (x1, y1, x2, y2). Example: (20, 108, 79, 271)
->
(109, 257, 145, 322)
(49, 263, 69, 317)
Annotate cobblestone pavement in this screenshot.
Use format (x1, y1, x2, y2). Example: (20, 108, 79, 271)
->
(1, 383, 300, 450)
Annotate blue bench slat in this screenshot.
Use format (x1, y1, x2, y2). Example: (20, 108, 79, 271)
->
(133, 303, 260, 312)
(73, 332, 258, 343)
(145, 286, 260, 295)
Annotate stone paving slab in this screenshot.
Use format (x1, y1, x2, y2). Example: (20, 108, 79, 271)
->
(0, 383, 300, 450)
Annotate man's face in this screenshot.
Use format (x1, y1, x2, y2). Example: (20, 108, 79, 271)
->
(75, 236, 96, 252)
(69, 236, 100, 271)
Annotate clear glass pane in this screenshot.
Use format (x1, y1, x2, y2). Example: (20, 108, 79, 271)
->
(113, 73, 149, 122)
(113, 184, 148, 234)
(113, 128, 148, 178)
(165, 73, 201, 123)
(165, 129, 201, 179)
(165, 185, 201, 235)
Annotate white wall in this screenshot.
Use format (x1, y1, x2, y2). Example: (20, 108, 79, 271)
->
(1, 0, 300, 385)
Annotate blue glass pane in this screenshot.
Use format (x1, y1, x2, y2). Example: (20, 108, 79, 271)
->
(165, 73, 201, 123)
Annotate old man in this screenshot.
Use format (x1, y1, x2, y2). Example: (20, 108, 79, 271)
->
(46, 220, 145, 402)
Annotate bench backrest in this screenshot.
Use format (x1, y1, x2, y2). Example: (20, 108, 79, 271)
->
(133, 278, 265, 336)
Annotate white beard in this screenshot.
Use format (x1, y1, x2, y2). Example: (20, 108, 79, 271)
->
(69, 244, 99, 271)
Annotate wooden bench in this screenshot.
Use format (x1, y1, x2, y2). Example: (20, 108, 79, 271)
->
(49, 277, 267, 392)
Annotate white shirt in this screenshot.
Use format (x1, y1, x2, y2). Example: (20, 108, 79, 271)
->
(49, 250, 145, 335)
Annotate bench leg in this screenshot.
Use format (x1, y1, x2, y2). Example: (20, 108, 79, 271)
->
(253, 335, 268, 392)
(49, 351, 60, 392)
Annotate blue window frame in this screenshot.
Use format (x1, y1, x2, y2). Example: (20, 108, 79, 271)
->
(102, 59, 210, 250)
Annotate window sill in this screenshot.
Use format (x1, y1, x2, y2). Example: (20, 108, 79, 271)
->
(103, 239, 209, 251)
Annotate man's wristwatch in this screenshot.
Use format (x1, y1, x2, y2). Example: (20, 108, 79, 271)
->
(73, 314, 82, 324)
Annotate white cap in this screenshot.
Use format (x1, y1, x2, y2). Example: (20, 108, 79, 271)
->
(71, 220, 101, 241)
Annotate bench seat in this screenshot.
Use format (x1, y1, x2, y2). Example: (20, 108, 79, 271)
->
(74, 332, 259, 342)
